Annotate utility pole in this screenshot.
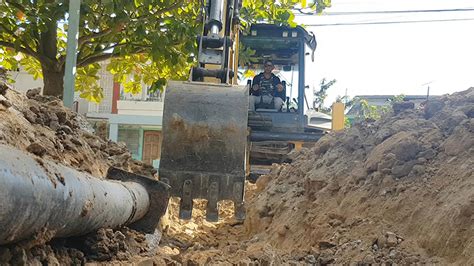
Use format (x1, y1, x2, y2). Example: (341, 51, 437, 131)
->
(344, 88, 348, 104)
(63, 0, 81, 108)
(421, 81, 434, 102)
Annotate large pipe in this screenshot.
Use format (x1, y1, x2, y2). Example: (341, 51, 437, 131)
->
(0, 144, 169, 245)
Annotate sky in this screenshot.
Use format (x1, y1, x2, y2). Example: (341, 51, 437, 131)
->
(295, 0, 474, 105)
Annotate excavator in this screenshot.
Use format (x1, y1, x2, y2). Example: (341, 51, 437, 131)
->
(0, 0, 342, 245)
(159, 0, 344, 221)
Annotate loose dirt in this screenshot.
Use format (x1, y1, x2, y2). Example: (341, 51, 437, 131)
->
(158, 88, 474, 265)
(0, 80, 156, 264)
(1, 73, 473, 265)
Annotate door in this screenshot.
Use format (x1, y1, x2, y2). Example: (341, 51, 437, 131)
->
(142, 130, 162, 165)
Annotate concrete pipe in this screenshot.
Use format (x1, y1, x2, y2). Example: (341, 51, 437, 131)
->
(0, 144, 169, 245)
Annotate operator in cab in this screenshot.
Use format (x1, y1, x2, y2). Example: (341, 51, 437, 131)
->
(249, 60, 284, 111)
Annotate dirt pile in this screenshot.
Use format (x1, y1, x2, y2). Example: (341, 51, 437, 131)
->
(243, 88, 473, 264)
(0, 82, 157, 264)
(160, 88, 473, 265)
(0, 85, 155, 178)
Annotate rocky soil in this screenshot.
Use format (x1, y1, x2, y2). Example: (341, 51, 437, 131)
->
(158, 88, 474, 265)
(1, 72, 473, 265)
(0, 80, 157, 264)
(0, 87, 155, 179)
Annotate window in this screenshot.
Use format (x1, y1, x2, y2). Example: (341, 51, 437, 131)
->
(118, 127, 140, 160)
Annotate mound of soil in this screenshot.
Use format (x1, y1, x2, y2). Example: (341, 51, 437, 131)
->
(242, 89, 473, 264)
(0, 86, 155, 178)
(0, 81, 157, 264)
(159, 88, 473, 265)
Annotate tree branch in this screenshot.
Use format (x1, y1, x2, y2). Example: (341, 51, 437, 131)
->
(0, 40, 40, 61)
(78, 28, 113, 47)
(38, 20, 59, 69)
(77, 48, 145, 68)
(77, 1, 180, 50)
(5, 0, 27, 13)
(0, 24, 40, 58)
(77, 53, 121, 68)
(0, 24, 16, 37)
(65, 42, 126, 67)
(154, 1, 182, 16)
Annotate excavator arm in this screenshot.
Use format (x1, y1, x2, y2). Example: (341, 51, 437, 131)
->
(159, 0, 248, 221)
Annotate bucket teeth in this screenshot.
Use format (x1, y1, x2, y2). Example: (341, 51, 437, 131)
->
(179, 179, 193, 220)
(234, 202, 246, 221)
(206, 181, 219, 222)
(179, 205, 192, 220)
(206, 203, 219, 222)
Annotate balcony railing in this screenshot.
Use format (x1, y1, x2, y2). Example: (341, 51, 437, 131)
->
(120, 90, 164, 102)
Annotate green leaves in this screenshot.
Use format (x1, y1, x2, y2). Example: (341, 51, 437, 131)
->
(240, 0, 330, 26)
(1, 0, 330, 101)
(107, 52, 191, 98)
(0, 48, 19, 71)
(20, 55, 42, 80)
(314, 78, 336, 113)
(76, 63, 103, 103)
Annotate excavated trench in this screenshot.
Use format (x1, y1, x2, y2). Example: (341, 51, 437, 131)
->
(0, 77, 473, 265)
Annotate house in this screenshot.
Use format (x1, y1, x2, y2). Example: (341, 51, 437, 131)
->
(8, 61, 164, 168)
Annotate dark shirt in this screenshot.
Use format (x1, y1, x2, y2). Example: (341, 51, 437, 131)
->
(252, 73, 281, 96)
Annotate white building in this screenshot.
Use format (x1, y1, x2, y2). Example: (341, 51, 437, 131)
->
(9, 62, 164, 167)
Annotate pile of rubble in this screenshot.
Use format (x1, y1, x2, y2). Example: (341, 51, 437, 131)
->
(161, 88, 473, 265)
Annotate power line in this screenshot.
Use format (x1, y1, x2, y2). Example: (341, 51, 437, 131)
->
(306, 17, 474, 26)
(296, 8, 474, 16)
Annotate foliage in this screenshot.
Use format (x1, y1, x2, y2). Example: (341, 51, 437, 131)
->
(75, 63, 102, 102)
(0, 0, 199, 100)
(241, 0, 331, 27)
(356, 94, 406, 121)
(359, 99, 387, 121)
(335, 94, 355, 111)
(389, 94, 406, 104)
(313, 78, 336, 113)
(295, 0, 332, 14)
(238, 45, 257, 67)
(344, 116, 351, 128)
(0, 0, 331, 102)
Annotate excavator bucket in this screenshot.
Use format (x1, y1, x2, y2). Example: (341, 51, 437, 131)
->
(159, 81, 249, 221)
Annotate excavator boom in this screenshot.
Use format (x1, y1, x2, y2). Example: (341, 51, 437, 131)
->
(159, 0, 247, 221)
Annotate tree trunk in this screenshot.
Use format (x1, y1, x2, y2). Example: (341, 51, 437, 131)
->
(41, 64, 65, 98)
(39, 16, 62, 97)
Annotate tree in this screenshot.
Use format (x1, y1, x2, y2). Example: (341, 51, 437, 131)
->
(355, 94, 405, 121)
(313, 78, 336, 113)
(0, 0, 331, 102)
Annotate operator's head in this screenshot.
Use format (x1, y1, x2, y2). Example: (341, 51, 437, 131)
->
(263, 60, 274, 74)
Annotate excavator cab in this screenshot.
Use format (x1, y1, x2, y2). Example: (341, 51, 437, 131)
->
(241, 24, 323, 165)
